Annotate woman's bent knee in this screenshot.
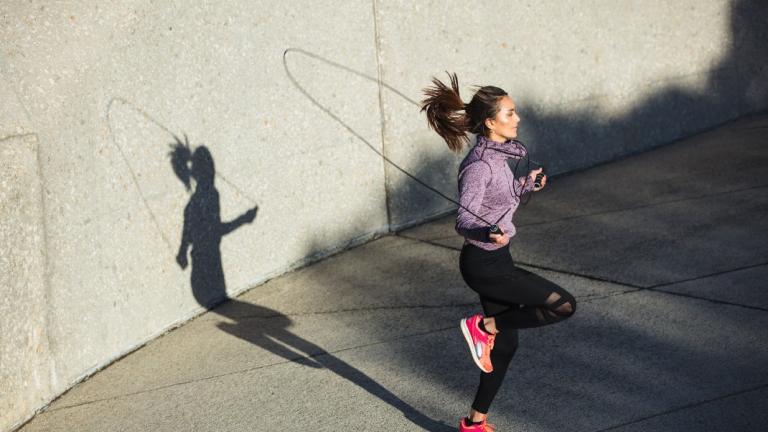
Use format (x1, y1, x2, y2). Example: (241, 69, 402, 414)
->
(560, 294, 577, 318)
(563, 294, 577, 314)
(546, 291, 577, 318)
(558, 303, 575, 320)
(492, 330, 519, 357)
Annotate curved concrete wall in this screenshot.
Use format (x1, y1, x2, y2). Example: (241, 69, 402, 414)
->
(1, 1, 766, 430)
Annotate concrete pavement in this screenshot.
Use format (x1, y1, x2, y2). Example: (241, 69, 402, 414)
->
(17, 114, 768, 431)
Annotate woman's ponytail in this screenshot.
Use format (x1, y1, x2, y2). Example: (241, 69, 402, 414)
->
(168, 134, 193, 191)
(420, 72, 471, 153)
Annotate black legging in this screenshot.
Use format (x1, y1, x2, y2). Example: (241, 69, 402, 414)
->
(459, 242, 577, 414)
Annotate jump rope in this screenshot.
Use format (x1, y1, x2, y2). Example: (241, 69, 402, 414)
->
(283, 48, 546, 238)
(115, 48, 544, 244)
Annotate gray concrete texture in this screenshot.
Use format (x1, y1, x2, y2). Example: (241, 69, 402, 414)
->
(1, 0, 767, 430)
(16, 113, 768, 431)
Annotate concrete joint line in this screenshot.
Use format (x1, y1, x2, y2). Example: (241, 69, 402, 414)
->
(370, 0, 392, 230)
(593, 381, 768, 432)
(590, 261, 768, 312)
(45, 325, 455, 414)
(3, 131, 60, 404)
(518, 182, 768, 229)
(394, 233, 645, 289)
(0, 132, 38, 143)
(394, 233, 463, 252)
(645, 287, 768, 313)
(647, 261, 768, 290)
(201, 302, 477, 321)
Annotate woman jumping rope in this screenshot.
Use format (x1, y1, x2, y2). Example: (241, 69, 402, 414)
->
(421, 73, 577, 432)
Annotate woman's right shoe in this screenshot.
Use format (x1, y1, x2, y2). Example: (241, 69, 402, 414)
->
(459, 314, 495, 373)
(459, 417, 496, 431)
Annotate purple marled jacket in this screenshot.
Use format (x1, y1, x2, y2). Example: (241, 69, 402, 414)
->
(455, 135, 534, 250)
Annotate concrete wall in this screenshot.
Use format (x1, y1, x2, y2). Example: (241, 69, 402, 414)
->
(1, 0, 765, 430)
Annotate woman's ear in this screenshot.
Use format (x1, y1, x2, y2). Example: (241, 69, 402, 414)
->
(484, 118, 495, 130)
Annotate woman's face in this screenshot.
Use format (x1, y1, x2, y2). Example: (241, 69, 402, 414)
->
(486, 96, 520, 140)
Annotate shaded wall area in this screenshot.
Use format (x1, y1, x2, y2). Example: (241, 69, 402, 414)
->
(1, 1, 766, 431)
(377, 0, 768, 227)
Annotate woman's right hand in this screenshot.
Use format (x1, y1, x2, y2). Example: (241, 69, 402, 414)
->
(489, 232, 510, 246)
(176, 251, 188, 269)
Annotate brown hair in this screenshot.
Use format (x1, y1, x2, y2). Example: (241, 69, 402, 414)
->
(420, 72, 508, 152)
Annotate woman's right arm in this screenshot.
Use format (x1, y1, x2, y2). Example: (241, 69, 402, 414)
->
(176, 204, 192, 269)
(455, 162, 492, 242)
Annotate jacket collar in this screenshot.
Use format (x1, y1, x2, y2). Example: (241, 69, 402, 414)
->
(475, 135, 526, 160)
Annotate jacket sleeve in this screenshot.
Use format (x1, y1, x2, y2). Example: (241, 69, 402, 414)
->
(455, 162, 492, 242)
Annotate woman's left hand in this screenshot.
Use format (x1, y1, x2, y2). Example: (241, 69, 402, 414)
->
(528, 168, 546, 191)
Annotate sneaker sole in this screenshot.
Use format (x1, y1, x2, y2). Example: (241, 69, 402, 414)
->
(460, 319, 492, 373)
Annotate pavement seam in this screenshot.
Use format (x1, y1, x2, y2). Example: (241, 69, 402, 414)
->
(370, 0, 392, 229)
(645, 288, 768, 312)
(44, 325, 456, 414)
(515, 182, 768, 228)
(200, 302, 478, 321)
(394, 233, 463, 252)
(592, 382, 768, 431)
(398, 183, 768, 235)
(645, 261, 768, 290)
(394, 233, 645, 288)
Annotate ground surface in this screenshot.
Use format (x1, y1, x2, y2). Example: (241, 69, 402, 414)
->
(19, 114, 768, 431)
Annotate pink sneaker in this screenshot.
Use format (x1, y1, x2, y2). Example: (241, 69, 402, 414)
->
(460, 314, 495, 373)
(459, 417, 496, 432)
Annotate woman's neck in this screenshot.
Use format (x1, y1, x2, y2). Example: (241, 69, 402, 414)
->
(484, 132, 508, 144)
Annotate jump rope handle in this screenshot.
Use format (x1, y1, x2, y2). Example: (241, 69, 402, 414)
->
(489, 224, 504, 237)
(534, 169, 545, 189)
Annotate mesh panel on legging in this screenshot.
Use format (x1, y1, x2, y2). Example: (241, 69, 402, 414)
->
(492, 284, 577, 330)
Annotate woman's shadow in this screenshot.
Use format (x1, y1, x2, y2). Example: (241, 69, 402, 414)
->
(169, 135, 451, 431)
